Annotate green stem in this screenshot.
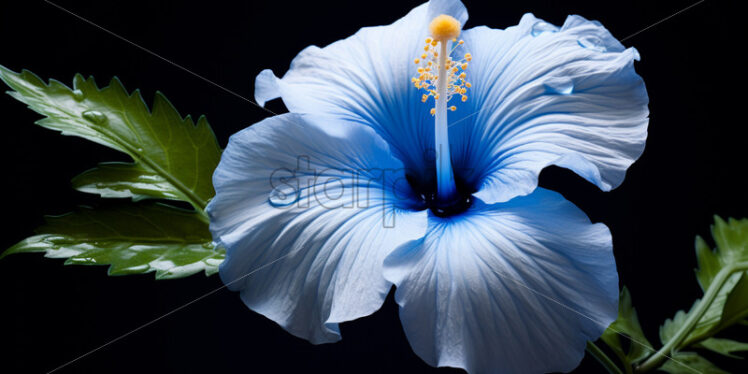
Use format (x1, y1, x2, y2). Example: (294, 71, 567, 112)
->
(610, 346, 634, 374)
(587, 341, 623, 374)
(195, 208, 210, 225)
(636, 261, 748, 372)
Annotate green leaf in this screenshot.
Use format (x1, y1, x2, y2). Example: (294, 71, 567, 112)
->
(601, 287, 654, 366)
(1, 203, 224, 279)
(696, 235, 723, 291)
(660, 216, 748, 347)
(711, 217, 748, 263)
(658, 352, 727, 374)
(660, 276, 744, 346)
(0, 65, 221, 211)
(695, 338, 748, 358)
(660, 304, 693, 344)
(716, 274, 748, 332)
(72, 162, 182, 201)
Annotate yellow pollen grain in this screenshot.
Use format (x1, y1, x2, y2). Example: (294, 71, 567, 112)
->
(429, 14, 461, 41)
(412, 21, 472, 115)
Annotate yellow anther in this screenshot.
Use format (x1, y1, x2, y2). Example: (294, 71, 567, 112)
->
(413, 19, 471, 116)
(465, 82, 472, 88)
(429, 14, 461, 41)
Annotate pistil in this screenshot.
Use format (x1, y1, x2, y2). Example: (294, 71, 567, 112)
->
(434, 38, 456, 201)
(412, 15, 471, 203)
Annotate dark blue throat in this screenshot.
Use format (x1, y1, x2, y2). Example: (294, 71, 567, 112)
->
(406, 170, 475, 218)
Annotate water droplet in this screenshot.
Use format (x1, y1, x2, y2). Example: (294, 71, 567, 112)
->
(268, 185, 299, 207)
(578, 36, 607, 52)
(72, 89, 84, 101)
(544, 77, 574, 95)
(136, 148, 144, 153)
(82, 110, 107, 125)
(531, 21, 559, 37)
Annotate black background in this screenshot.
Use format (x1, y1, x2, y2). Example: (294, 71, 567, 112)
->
(0, 0, 745, 373)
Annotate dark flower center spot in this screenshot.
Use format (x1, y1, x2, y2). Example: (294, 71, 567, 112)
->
(406, 172, 475, 217)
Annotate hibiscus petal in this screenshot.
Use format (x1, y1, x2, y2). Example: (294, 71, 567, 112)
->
(254, 0, 467, 181)
(208, 113, 427, 343)
(383, 188, 618, 373)
(451, 14, 648, 203)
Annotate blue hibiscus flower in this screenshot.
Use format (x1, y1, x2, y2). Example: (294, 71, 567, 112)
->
(206, 0, 649, 372)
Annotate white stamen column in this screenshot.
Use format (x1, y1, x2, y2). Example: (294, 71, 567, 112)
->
(434, 39, 457, 201)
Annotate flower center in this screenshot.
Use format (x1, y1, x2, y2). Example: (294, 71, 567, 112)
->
(411, 15, 472, 213)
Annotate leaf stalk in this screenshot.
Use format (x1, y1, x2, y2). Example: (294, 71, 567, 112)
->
(636, 261, 748, 372)
(587, 341, 624, 374)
